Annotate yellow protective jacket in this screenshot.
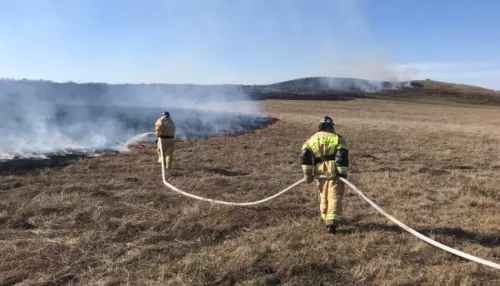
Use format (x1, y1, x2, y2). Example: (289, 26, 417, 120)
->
(300, 130, 349, 178)
(155, 115, 176, 138)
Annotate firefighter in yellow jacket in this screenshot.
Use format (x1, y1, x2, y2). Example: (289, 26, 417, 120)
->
(300, 115, 349, 233)
(155, 111, 176, 169)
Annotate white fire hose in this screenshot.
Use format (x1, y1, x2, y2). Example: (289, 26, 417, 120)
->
(125, 132, 305, 206)
(339, 177, 500, 270)
(126, 132, 500, 270)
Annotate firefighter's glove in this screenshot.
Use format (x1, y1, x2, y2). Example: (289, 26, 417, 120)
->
(304, 174, 314, 184)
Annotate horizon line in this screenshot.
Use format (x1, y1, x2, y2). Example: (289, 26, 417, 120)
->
(0, 76, 421, 86)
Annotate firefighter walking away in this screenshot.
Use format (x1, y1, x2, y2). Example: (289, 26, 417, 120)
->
(155, 111, 176, 169)
(300, 116, 349, 233)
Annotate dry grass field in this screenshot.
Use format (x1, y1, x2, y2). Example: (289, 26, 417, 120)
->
(1, 92, 500, 285)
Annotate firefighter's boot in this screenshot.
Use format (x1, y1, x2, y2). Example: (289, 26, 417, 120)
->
(327, 222, 339, 234)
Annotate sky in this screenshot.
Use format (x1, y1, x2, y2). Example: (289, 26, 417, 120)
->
(0, 0, 499, 89)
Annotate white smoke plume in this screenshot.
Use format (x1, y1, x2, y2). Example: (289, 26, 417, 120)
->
(273, 0, 421, 91)
(0, 79, 264, 161)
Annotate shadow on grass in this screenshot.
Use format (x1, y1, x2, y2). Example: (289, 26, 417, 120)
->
(338, 222, 500, 247)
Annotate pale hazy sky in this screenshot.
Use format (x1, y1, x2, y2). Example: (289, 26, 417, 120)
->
(1, 0, 499, 89)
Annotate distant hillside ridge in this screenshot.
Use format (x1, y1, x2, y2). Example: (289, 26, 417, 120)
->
(378, 79, 500, 105)
(251, 77, 417, 92)
(0, 77, 414, 105)
(0, 78, 248, 105)
(0, 77, 417, 97)
(2, 77, 499, 105)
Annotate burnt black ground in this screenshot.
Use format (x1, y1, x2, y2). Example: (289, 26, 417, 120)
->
(0, 115, 278, 175)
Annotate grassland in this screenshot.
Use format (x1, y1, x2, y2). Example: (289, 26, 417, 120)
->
(1, 84, 500, 285)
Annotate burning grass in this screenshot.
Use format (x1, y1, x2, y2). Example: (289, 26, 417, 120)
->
(0, 115, 278, 176)
(1, 97, 500, 285)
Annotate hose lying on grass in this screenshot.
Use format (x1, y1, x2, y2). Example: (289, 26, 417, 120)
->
(339, 177, 500, 270)
(125, 132, 500, 270)
(126, 132, 306, 206)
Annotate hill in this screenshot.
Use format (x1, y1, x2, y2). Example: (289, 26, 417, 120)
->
(0, 77, 406, 106)
(376, 79, 500, 105)
(0, 77, 408, 102)
(0, 79, 249, 105)
(2, 76, 500, 107)
(249, 77, 413, 92)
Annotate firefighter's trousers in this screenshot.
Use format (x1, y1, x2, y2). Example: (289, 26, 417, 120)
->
(157, 138, 175, 169)
(316, 178, 345, 226)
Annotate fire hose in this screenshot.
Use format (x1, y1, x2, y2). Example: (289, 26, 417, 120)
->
(125, 132, 306, 205)
(126, 132, 500, 270)
(339, 177, 500, 270)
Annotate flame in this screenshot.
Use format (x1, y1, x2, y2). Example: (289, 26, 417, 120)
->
(130, 115, 281, 149)
(253, 116, 280, 134)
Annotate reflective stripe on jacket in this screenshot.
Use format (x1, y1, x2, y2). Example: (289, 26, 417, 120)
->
(300, 131, 349, 178)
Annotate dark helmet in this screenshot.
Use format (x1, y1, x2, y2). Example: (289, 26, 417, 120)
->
(163, 111, 170, 117)
(318, 115, 334, 131)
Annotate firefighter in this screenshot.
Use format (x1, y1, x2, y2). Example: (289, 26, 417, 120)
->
(155, 111, 176, 169)
(300, 115, 349, 233)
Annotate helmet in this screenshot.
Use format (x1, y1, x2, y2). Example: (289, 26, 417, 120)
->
(163, 111, 170, 117)
(318, 115, 334, 131)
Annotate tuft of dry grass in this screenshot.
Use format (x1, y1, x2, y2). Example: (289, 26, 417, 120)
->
(1, 97, 500, 285)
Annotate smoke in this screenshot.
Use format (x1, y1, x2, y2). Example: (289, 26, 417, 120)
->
(0, 0, 426, 161)
(0, 1, 271, 161)
(317, 77, 413, 93)
(0, 79, 264, 161)
(282, 0, 421, 91)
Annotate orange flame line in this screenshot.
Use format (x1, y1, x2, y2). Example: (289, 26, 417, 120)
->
(131, 116, 281, 148)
